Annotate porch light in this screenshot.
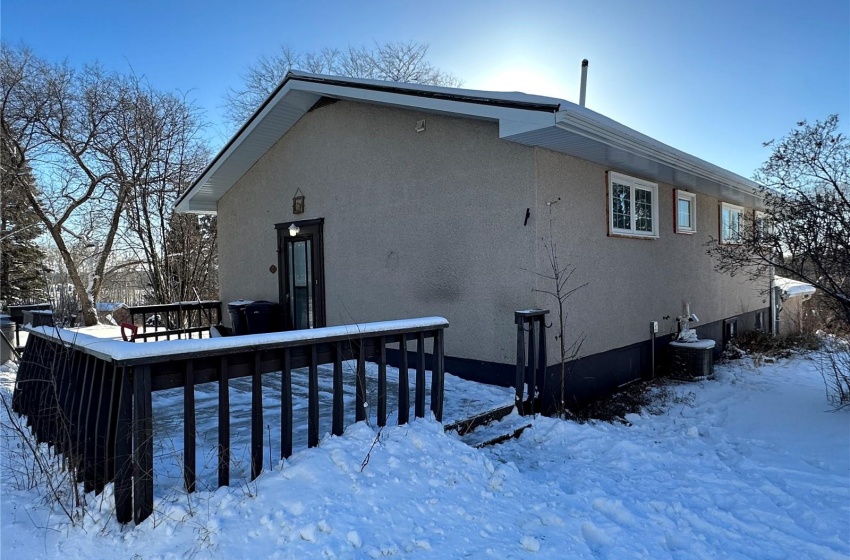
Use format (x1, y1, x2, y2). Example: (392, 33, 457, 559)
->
(288, 223, 300, 237)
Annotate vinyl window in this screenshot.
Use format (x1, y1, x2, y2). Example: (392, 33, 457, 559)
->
(676, 190, 697, 234)
(754, 211, 771, 240)
(608, 172, 659, 238)
(720, 202, 744, 244)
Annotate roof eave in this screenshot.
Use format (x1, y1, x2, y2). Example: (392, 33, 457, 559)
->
(176, 74, 560, 214)
(556, 109, 761, 198)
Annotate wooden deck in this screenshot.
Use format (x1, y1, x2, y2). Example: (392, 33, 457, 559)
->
(13, 318, 447, 524)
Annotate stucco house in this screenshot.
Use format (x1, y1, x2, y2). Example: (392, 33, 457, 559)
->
(176, 71, 770, 405)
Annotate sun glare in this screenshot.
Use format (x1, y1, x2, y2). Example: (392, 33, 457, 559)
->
(473, 64, 569, 100)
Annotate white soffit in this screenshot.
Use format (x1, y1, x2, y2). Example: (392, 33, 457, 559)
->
(500, 104, 764, 210)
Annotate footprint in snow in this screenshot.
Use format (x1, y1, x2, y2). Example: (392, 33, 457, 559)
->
(347, 530, 363, 548)
(520, 535, 541, 552)
(287, 501, 305, 516)
(299, 524, 318, 543)
(581, 522, 613, 552)
(592, 498, 636, 527)
(330, 448, 350, 472)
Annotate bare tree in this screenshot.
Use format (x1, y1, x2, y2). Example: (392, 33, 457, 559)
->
(1, 45, 212, 325)
(116, 89, 214, 305)
(708, 115, 849, 332)
(529, 203, 587, 416)
(224, 41, 461, 127)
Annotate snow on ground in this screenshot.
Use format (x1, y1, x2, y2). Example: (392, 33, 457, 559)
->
(1, 353, 848, 559)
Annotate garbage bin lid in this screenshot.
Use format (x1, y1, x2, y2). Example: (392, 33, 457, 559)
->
(246, 300, 275, 309)
(227, 299, 254, 310)
(670, 339, 716, 349)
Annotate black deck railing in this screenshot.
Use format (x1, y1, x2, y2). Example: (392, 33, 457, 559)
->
(12, 318, 447, 525)
(514, 309, 548, 415)
(127, 301, 222, 341)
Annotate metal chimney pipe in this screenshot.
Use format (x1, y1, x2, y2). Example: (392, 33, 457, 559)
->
(579, 59, 589, 107)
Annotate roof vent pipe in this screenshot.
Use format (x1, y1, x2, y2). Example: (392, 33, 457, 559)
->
(579, 59, 589, 107)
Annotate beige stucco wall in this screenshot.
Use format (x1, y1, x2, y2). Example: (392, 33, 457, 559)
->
(218, 98, 769, 370)
(218, 100, 539, 367)
(531, 148, 769, 363)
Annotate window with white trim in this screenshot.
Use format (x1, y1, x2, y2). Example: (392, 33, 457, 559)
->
(675, 190, 697, 234)
(608, 172, 659, 238)
(754, 210, 771, 240)
(720, 202, 744, 243)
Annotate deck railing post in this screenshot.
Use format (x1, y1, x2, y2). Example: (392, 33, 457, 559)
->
(92, 358, 111, 493)
(184, 360, 196, 493)
(54, 349, 77, 457)
(281, 348, 293, 459)
(251, 352, 263, 480)
(527, 320, 538, 412)
(536, 316, 548, 414)
(514, 317, 526, 416)
(218, 356, 230, 487)
(398, 335, 409, 425)
(355, 342, 367, 423)
(377, 337, 387, 427)
(81, 357, 100, 489)
(132, 364, 154, 524)
(332, 343, 344, 436)
(515, 310, 549, 416)
(430, 329, 445, 422)
(114, 366, 132, 524)
(103, 363, 121, 487)
(415, 332, 426, 419)
(308, 345, 319, 447)
(67, 354, 89, 462)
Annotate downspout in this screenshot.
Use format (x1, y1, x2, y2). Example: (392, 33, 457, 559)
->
(769, 265, 777, 336)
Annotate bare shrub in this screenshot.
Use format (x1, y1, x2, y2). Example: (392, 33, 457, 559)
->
(819, 337, 850, 409)
(0, 388, 81, 524)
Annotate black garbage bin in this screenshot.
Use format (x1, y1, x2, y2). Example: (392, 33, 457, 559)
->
(244, 301, 278, 334)
(227, 300, 253, 336)
(28, 310, 54, 328)
(0, 315, 14, 363)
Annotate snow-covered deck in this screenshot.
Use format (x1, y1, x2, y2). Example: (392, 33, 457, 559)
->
(14, 316, 515, 525)
(27, 317, 450, 364)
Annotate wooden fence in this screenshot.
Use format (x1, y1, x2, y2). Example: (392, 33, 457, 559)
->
(12, 318, 447, 525)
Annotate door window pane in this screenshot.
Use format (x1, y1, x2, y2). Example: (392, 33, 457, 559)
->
(305, 239, 313, 328)
(288, 239, 314, 329)
(293, 241, 307, 287)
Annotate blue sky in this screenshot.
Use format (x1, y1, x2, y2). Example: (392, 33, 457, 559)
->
(2, 0, 848, 178)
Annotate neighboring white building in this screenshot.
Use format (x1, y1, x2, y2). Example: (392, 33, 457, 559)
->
(775, 276, 817, 335)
